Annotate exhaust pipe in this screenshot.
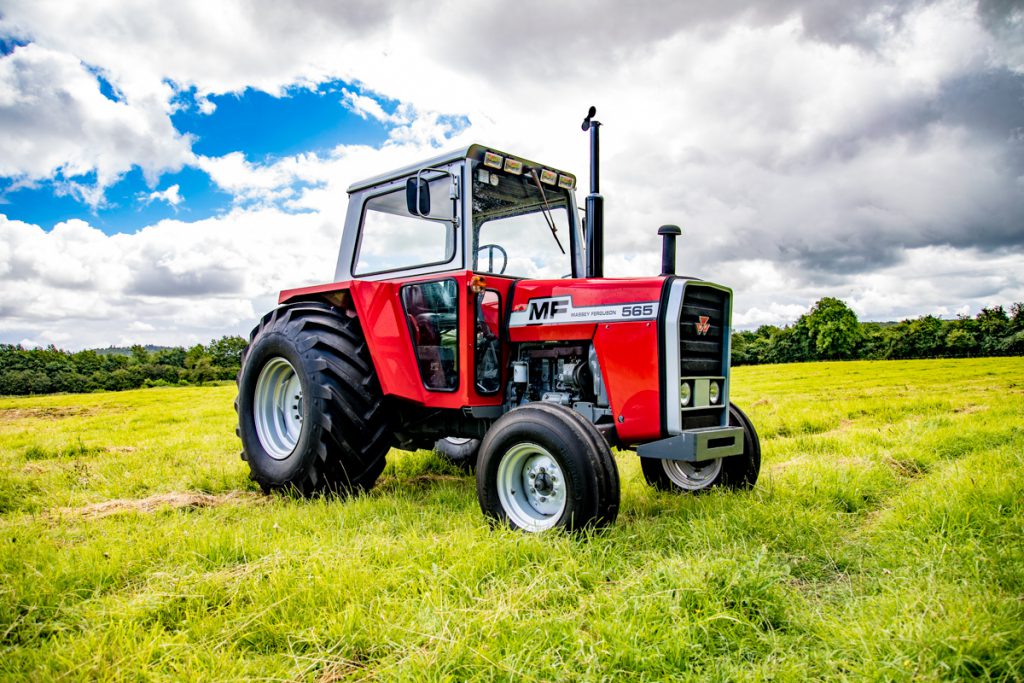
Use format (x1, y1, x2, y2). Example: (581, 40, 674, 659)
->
(658, 224, 681, 276)
(582, 106, 603, 278)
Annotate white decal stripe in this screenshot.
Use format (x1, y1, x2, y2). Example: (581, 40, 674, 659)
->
(509, 296, 660, 327)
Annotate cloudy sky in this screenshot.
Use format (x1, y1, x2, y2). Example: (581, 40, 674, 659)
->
(1, 0, 1021, 349)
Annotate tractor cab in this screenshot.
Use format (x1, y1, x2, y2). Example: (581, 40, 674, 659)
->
(324, 146, 589, 409)
(334, 145, 584, 283)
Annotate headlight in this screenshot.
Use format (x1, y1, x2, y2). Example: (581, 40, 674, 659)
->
(680, 382, 692, 407)
(709, 381, 721, 404)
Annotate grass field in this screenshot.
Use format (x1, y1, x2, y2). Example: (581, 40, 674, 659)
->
(1, 358, 1022, 681)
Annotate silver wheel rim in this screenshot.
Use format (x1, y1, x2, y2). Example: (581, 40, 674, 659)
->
(661, 458, 722, 491)
(443, 437, 473, 446)
(253, 357, 303, 460)
(496, 443, 567, 532)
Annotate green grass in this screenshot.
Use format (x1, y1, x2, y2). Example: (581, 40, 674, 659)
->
(1, 358, 1022, 681)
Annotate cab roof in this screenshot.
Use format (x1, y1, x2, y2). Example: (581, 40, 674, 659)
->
(346, 144, 577, 193)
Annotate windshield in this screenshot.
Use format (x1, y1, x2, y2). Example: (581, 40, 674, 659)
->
(472, 165, 574, 279)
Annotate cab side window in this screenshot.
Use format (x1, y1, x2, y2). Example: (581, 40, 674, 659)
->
(354, 179, 455, 275)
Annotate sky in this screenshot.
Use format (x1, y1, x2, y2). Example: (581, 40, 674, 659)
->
(0, 0, 1022, 349)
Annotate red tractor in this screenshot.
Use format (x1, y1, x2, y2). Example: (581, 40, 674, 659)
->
(236, 108, 760, 532)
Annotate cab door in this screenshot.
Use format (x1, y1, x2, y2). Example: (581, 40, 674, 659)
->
(397, 273, 511, 405)
(400, 278, 461, 392)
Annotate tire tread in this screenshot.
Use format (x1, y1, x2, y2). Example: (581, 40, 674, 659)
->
(236, 301, 391, 496)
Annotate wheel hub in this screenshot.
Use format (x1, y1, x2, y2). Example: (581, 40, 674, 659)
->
(253, 357, 304, 460)
(532, 469, 554, 496)
(661, 457, 722, 490)
(496, 444, 567, 531)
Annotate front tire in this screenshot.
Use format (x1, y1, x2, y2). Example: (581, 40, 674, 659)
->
(476, 403, 619, 532)
(640, 402, 761, 492)
(236, 302, 392, 495)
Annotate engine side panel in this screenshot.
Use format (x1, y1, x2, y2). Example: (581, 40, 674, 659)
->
(593, 321, 662, 443)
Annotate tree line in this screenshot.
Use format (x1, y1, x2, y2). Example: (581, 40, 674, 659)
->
(732, 298, 1024, 365)
(1, 298, 1022, 395)
(0, 336, 248, 395)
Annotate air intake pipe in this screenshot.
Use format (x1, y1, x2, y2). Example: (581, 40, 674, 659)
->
(582, 106, 603, 278)
(658, 224, 681, 276)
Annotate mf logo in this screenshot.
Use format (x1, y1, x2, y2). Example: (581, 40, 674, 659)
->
(528, 297, 570, 321)
(696, 315, 711, 335)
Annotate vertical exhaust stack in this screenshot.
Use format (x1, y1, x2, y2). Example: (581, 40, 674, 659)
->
(658, 224, 681, 276)
(582, 106, 603, 278)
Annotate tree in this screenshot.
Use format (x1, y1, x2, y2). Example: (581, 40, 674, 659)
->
(757, 325, 805, 364)
(184, 344, 217, 384)
(944, 327, 978, 357)
(71, 349, 104, 376)
(130, 344, 150, 365)
(187, 355, 217, 384)
(730, 330, 759, 365)
(889, 315, 944, 359)
(1010, 302, 1024, 332)
(152, 347, 186, 368)
(976, 305, 1010, 355)
(799, 297, 863, 360)
(208, 336, 247, 370)
(184, 344, 210, 370)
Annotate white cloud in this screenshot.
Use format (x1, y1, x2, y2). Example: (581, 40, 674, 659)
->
(340, 88, 395, 124)
(0, 44, 193, 199)
(143, 184, 183, 207)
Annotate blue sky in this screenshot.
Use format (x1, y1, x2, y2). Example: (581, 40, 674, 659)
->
(0, 81, 395, 233)
(0, 1, 1021, 349)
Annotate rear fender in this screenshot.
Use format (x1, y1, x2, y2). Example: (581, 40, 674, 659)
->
(279, 281, 358, 313)
(279, 280, 427, 403)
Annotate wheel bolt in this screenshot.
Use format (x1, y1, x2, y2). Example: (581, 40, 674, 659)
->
(529, 472, 536, 479)
(539, 496, 547, 502)
(530, 487, 536, 494)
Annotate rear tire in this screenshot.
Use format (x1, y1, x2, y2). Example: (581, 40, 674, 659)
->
(236, 302, 392, 495)
(476, 403, 619, 532)
(640, 402, 760, 493)
(433, 437, 480, 472)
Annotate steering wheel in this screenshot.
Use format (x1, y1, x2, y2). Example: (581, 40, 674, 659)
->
(476, 244, 508, 275)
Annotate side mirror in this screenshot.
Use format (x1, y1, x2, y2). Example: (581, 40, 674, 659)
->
(406, 177, 430, 216)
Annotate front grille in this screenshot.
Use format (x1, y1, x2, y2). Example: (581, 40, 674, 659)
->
(663, 280, 732, 435)
(679, 285, 727, 376)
